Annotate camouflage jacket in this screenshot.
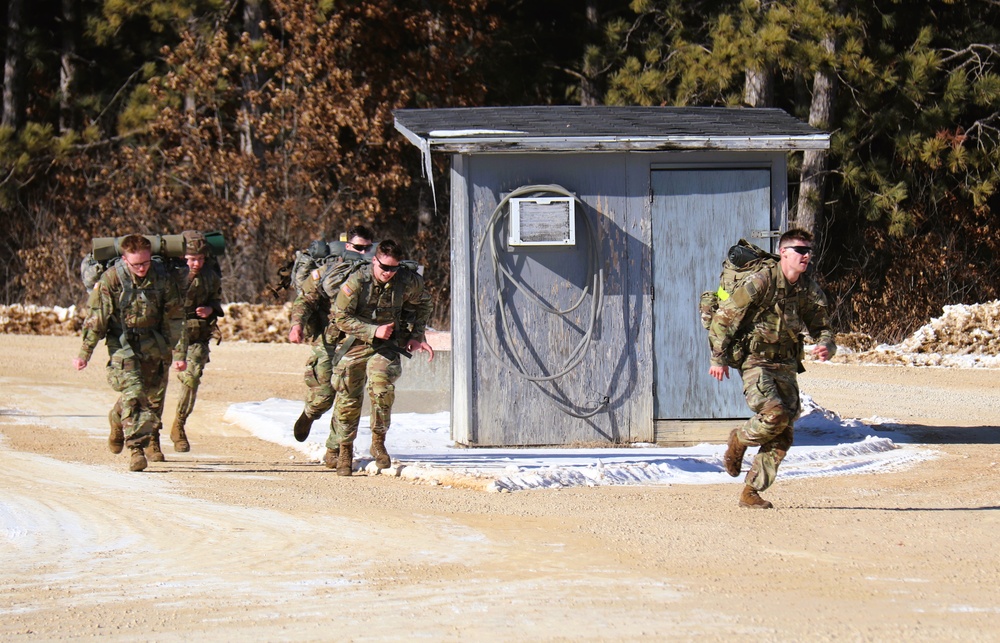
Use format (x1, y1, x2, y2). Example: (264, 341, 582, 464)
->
(708, 263, 835, 369)
(332, 263, 433, 349)
(175, 264, 224, 344)
(289, 258, 366, 344)
(78, 261, 187, 363)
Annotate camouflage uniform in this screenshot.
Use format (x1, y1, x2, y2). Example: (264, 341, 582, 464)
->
(171, 249, 224, 446)
(289, 259, 367, 421)
(78, 261, 187, 449)
(327, 264, 433, 450)
(709, 262, 836, 492)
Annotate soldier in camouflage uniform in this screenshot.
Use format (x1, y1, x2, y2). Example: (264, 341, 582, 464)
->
(708, 229, 836, 508)
(288, 225, 374, 454)
(72, 234, 188, 472)
(326, 239, 433, 476)
(169, 231, 225, 453)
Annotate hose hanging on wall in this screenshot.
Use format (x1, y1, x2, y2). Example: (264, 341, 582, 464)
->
(473, 184, 607, 419)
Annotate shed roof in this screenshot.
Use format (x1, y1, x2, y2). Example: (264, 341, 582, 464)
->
(393, 105, 830, 154)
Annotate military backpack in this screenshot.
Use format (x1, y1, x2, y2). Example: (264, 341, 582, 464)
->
(80, 231, 225, 290)
(699, 239, 781, 368)
(288, 242, 421, 341)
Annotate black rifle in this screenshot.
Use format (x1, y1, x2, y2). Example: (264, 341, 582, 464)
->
(372, 338, 412, 360)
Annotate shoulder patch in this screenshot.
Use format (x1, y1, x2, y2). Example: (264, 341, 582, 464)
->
(341, 282, 354, 297)
(311, 269, 321, 280)
(93, 282, 100, 291)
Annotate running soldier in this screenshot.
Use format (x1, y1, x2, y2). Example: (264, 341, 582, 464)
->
(169, 230, 224, 452)
(708, 228, 836, 508)
(72, 234, 188, 472)
(326, 239, 433, 475)
(288, 225, 375, 451)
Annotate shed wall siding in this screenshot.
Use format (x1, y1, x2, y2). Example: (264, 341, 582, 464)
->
(457, 153, 651, 445)
(452, 150, 788, 446)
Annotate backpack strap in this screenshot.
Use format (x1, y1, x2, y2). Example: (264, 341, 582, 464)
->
(113, 261, 138, 359)
(320, 260, 370, 364)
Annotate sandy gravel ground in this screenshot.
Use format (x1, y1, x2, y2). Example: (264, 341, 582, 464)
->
(2, 334, 1000, 641)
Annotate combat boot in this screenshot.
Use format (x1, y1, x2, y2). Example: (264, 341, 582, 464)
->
(370, 432, 391, 470)
(337, 442, 354, 477)
(108, 410, 125, 454)
(323, 446, 340, 469)
(170, 416, 190, 452)
(145, 432, 166, 462)
(739, 485, 773, 509)
(723, 429, 747, 477)
(293, 412, 315, 442)
(129, 446, 148, 472)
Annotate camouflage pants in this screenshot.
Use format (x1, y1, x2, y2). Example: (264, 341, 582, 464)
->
(736, 363, 801, 492)
(324, 344, 402, 450)
(107, 353, 169, 448)
(176, 340, 210, 422)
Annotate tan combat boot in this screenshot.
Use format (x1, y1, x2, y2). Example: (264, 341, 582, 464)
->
(336, 442, 354, 477)
(170, 416, 190, 452)
(323, 446, 340, 469)
(293, 412, 315, 442)
(739, 485, 773, 509)
(723, 429, 747, 477)
(145, 432, 166, 462)
(370, 432, 391, 470)
(108, 410, 125, 454)
(129, 446, 148, 472)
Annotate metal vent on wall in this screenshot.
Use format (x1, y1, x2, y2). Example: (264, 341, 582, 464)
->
(508, 197, 576, 247)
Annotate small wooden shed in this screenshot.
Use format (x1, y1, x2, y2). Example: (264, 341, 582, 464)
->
(393, 106, 829, 446)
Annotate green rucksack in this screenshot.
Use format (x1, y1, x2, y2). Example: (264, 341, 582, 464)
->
(699, 239, 780, 368)
(80, 232, 225, 290)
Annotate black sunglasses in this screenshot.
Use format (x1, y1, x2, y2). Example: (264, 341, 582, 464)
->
(350, 243, 372, 253)
(375, 258, 400, 272)
(783, 245, 814, 256)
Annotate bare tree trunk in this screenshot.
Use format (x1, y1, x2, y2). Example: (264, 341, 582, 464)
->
(59, 0, 77, 133)
(579, 0, 601, 106)
(743, 0, 774, 107)
(743, 65, 774, 107)
(796, 33, 836, 252)
(239, 0, 265, 165)
(3, 0, 26, 130)
(235, 0, 268, 300)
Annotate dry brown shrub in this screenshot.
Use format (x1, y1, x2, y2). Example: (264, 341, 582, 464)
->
(834, 332, 877, 353)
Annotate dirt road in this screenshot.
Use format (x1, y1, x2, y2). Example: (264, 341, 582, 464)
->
(2, 334, 999, 640)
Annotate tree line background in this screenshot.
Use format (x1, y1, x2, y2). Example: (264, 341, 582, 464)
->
(2, 0, 999, 339)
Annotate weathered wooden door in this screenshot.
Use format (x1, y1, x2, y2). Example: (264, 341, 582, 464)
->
(651, 169, 771, 419)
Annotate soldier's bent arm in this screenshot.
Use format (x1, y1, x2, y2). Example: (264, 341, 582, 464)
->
(162, 276, 189, 362)
(803, 281, 837, 359)
(207, 272, 224, 319)
(77, 277, 117, 362)
(400, 274, 433, 344)
(288, 272, 325, 328)
(332, 272, 378, 343)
